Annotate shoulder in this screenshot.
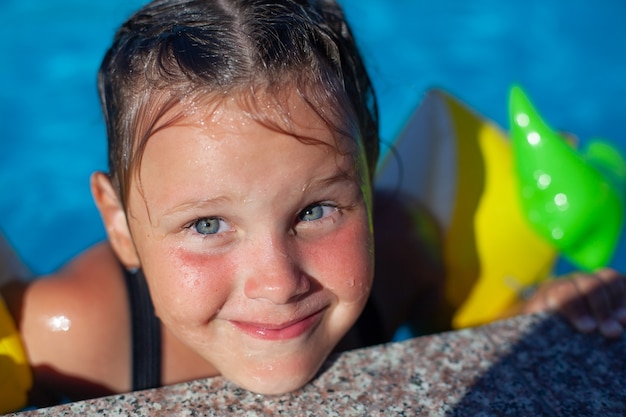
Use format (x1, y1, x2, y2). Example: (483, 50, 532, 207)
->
(17, 242, 132, 402)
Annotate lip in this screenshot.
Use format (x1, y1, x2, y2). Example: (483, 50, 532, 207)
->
(230, 308, 326, 341)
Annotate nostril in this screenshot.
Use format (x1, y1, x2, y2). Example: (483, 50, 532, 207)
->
(244, 271, 311, 304)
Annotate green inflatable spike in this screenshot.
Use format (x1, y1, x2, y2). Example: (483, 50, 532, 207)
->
(509, 84, 625, 270)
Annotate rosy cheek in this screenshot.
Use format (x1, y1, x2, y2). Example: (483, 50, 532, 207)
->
(173, 250, 211, 289)
(152, 248, 232, 319)
(310, 220, 373, 302)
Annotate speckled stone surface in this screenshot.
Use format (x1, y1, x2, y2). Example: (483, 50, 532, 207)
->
(7, 313, 626, 416)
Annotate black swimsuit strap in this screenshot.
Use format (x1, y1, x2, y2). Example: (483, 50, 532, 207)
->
(123, 267, 162, 391)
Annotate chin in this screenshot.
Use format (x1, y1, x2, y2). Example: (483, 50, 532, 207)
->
(224, 349, 330, 395)
(237, 375, 314, 396)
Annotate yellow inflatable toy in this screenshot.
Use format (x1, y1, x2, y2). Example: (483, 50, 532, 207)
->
(376, 86, 624, 329)
(1, 231, 32, 413)
(1, 295, 32, 413)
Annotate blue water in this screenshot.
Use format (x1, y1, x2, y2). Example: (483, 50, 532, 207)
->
(1, 0, 624, 274)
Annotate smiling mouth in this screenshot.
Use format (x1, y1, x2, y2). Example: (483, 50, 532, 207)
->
(230, 308, 326, 341)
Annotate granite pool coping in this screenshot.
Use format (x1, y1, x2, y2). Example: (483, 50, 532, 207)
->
(7, 313, 625, 416)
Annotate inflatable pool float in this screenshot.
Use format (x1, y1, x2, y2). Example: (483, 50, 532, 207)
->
(509, 85, 625, 270)
(376, 85, 625, 329)
(1, 233, 32, 413)
(0, 296, 32, 413)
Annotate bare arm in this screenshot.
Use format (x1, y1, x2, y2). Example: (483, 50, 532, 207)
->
(2, 243, 132, 406)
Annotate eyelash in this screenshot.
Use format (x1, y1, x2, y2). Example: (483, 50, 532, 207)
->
(185, 217, 229, 236)
(296, 202, 339, 223)
(183, 201, 342, 237)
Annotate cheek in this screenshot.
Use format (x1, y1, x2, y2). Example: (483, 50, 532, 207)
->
(307, 216, 374, 303)
(143, 246, 233, 324)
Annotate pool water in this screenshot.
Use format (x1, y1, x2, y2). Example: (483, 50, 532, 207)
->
(1, 0, 625, 274)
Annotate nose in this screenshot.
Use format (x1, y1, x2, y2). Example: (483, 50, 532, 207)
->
(243, 235, 311, 304)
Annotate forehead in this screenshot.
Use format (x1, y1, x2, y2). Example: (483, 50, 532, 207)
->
(143, 86, 360, 158)
(130, 93, 363, 212)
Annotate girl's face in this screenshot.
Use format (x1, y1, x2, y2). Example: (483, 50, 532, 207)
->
(125, 94, 373, 394)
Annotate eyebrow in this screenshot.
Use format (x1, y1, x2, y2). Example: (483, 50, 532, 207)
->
(301, 170, 358, 195)
(160, 168, 358, 217)
(161, 195, 232, 217)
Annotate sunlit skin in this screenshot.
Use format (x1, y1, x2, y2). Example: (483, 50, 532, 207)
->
(108, 93, 374, 394)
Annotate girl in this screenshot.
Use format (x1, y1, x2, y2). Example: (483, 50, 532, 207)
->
(2, 0, 624, 410)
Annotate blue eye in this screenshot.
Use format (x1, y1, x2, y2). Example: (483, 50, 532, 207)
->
(299, 204, 334, 222)
(193, 217, 221, 235)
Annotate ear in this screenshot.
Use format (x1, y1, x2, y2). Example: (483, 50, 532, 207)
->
(91, 172, 141, 270)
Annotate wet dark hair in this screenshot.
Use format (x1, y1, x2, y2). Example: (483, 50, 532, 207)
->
(98, 0, 379, 206)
